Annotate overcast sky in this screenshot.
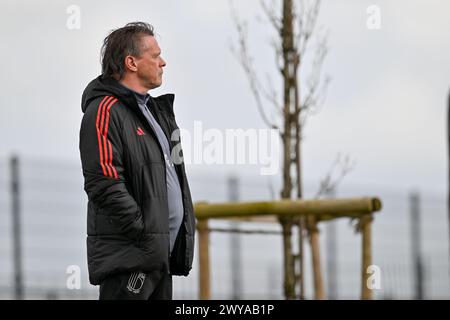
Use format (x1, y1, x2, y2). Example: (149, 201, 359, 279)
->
(1, 0, 449, 195)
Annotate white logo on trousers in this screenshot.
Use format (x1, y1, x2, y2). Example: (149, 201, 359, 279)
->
(126, 272, 146, 294)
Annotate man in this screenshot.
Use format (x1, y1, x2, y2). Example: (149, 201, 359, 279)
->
(79, 22, 195, 300)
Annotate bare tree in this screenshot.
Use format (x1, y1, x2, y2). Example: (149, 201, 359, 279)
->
(230, 0, 350, 299)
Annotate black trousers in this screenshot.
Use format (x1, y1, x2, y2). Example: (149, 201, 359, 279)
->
(99, 270, 172, 300)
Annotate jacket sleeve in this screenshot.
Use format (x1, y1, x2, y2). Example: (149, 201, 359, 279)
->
(79, 96, 144, 240)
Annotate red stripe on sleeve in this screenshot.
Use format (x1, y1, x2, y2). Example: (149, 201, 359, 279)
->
(95, 96, 112, 177)
(102, 98, 118, 179)
(99, 97, 114, 177)
(108, 140, 118, 179)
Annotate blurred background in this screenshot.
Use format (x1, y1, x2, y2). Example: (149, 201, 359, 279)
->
(0, 0, 449, 299)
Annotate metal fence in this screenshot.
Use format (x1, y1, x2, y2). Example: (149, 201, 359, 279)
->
(0, 155, 448, 299)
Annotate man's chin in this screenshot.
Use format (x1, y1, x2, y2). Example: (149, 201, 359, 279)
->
(149, 84, 162, 90)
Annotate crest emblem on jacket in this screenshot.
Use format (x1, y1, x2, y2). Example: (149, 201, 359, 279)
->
(126, 272, 146, 294)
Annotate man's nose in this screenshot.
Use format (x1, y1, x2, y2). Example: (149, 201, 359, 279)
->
(160, 57, 166, 67)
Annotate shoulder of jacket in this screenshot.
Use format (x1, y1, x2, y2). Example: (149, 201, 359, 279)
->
(153, 94, 176, 117)
(88, 95, 129, 116)
(84, 96, 132, 131)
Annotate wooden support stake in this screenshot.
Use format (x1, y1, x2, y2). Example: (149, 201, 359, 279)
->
(308, 216, 325, 299)
(198, 219, 210, 300)
(361, 215, 373, 300)
(297, 217, 305, 300)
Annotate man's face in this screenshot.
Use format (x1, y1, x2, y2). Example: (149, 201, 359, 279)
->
(135, 35, 166, 90)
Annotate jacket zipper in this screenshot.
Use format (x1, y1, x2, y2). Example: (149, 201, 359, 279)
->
(136, 103, 173, 263)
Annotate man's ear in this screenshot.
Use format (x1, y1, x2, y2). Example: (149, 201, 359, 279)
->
(124, 55, 138, 72)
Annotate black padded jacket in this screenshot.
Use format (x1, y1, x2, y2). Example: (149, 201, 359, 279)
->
(79, 76, 195, 285)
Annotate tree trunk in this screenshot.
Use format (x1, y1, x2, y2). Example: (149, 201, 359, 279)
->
(294, 75, 305, 299)
(280, 0, 297, 300)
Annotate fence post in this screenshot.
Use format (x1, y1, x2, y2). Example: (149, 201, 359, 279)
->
(228, 175, 242, 299)
(198, 219, 210, 299)
(410, 191, 424, 299)
(11, 154, 24, 300)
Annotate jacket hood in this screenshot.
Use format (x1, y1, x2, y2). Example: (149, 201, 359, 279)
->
(81, 75, 175, 115)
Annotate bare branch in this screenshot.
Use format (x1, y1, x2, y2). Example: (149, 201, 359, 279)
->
(230, 3, 279, 130)
(304, 30, 328, 105)
(267, 176, 277, 200)
(269, 37, 284, 74)
(260, 0, 282, 33)
(264, 72, 283, 114)
(298, 30, 329, 129)
(314, 153, 356, 199)
(296, 0, 321, 56)
(309, 74, 330, 115)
